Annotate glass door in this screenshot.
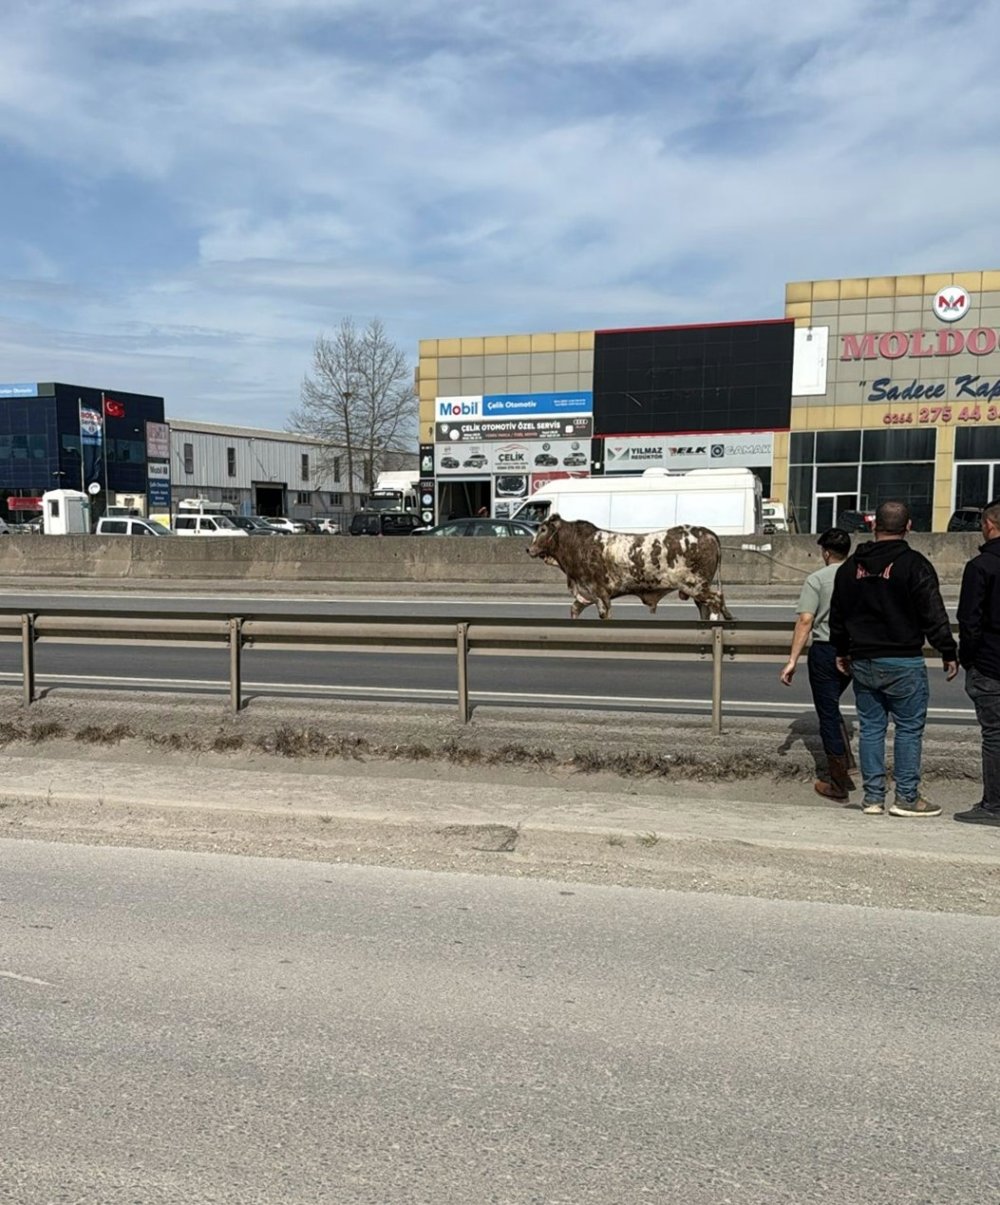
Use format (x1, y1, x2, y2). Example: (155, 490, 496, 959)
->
(813, 492, 858, 532)
(953, 463, 994, 510)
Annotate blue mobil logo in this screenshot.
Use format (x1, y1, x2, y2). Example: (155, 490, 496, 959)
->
(436, 396, 482, 419)
(483, 391, 592, 417)
(0, 382, 37, 398)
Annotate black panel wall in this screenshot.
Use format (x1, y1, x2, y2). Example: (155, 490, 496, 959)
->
(593, 321, 794, 436)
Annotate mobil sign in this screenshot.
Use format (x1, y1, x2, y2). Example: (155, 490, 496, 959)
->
(436, 395, 482, 420)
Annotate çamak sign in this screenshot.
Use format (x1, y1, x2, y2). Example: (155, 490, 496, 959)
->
(841, 328, 1000, 361)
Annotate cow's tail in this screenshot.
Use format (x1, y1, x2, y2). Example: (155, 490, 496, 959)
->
(714, 533, 733, 620)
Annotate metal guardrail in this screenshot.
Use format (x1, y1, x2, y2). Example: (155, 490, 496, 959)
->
(0, 604, 804, 733)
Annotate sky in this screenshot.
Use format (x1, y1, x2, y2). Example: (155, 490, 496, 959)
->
(1, 0, 998, 428)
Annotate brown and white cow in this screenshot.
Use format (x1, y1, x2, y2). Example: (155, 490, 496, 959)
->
(527, 515, 732, 620)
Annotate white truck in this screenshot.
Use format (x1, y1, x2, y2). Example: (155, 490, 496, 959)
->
(368, 471, 420, 512)
(511, 468, 763, 536)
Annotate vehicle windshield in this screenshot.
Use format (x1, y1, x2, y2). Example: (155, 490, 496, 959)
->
(147, 521, 171, 535)
(514, 500, 550, 523)
(214, 515, 237, 529)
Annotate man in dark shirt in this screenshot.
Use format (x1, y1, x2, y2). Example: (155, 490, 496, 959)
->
(830, 500, 957, 817)
(956, 499, 1000, 825)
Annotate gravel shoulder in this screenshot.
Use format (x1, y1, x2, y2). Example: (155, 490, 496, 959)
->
(1, 690, 997, 915)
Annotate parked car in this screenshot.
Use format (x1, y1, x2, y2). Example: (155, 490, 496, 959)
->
(314, 518, 341, 534)
(534, 453, 559, 467)
(413, 518, 539, 538)
(94, 516, 173, 536)
(265, 516, 307, 534)
(11, 518, 42, 534)
(836, 509, 875, 533)
(349, 510, 423, 536)
(947, 506, 984, 533)
(0, 518, 9, 535)
(231, 515, 285, 535)
(173, 514, 248, 536)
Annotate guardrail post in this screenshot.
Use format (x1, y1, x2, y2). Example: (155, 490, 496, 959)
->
(21, 613, 35, 707)
(711, 623, 724, 736)
(456, 622, 470, 723)
(229, 617, 243, 714)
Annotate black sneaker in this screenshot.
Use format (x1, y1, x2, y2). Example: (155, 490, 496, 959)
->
(954, 805, 1000, 826)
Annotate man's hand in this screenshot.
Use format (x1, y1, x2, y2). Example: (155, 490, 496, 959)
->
(836, 656, 852, 676)
(779, 660, 796, 686)
(944, 660, 959, 681)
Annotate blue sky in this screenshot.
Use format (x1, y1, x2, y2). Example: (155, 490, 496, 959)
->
(1, 0, 998, 427)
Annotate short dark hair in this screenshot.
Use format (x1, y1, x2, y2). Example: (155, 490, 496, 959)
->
(875, 500, 910, 534)
(817, 528, 851, 557)
(983, 500, 1000, 529)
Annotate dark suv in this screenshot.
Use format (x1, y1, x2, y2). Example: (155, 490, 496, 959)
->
(947, 506, 984, 533)
(349, 510, 422, 536)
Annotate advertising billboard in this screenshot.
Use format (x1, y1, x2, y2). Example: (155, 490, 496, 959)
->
(481, 390, 592, 418)
(603, 432, 773, 473)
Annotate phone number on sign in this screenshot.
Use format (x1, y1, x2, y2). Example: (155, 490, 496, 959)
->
(883, 405, 995, 425)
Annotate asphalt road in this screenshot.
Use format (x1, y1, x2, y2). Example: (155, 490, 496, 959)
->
(0, 591, 973, 720)
(3, 840, 997, 1204)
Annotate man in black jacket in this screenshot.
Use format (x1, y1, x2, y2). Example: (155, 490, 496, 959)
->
(830, 500, 957, 817)
(956, 500, 1000, 825)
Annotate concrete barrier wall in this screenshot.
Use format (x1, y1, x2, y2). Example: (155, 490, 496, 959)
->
(0, 533, 983, 586)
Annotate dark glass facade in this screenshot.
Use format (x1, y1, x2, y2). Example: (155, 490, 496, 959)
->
(0, 382, 165, 520)
(592, 321, 794, 436)
(789, 427, 936, 532)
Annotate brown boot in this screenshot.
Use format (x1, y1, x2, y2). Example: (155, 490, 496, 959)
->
(814, 753, 852, 801)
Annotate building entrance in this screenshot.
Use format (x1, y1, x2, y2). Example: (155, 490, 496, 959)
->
(814, 492, 858, 531)
(437, 478, 490, 520)
(253, 484, 285, 516)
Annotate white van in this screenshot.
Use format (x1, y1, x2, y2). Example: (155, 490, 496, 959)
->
(511, 468, 762, 536)
(173, 514, 248, 537)
(95, 516, 172, 536)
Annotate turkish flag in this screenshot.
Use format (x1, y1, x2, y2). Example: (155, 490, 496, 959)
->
(104, 397, 125, 418)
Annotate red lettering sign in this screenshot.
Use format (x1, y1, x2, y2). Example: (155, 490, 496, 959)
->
(8, 496, 42, 510)
(841, 327, 1000, 360)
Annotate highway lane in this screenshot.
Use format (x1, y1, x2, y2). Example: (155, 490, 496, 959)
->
(5, 842, 999, 1204)
(0, 637, 973, 721)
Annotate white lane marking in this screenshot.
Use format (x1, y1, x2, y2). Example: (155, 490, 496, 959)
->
(0, 672, 975, 719)
(0, 970, 53, 987)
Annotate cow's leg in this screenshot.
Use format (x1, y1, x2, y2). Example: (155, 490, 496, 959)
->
(569, 588, 595, 619)
(694, 588, 732, 621)
(596, 594, 612, 620)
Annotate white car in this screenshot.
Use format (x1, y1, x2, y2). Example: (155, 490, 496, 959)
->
(95, 517, 173, 536)
(0, 518, 10, 535)
(265, 516, 307, 534)
(173, 514, 248, 536)
(314, 518, 341, 534)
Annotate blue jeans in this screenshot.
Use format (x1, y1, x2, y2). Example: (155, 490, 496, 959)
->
(850, 657, 929, 804)
(807, 642, 852, 754)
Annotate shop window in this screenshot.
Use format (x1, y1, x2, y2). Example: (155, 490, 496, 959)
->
(301, 453, 310, 481)
(227, 447, 236, 477)
(183, 443, 194, 474)
(787, 464, 813, 534)
(816, 430, 860, 464)
(296, 491, 311, 505)
(862, 428, 936, 463)
(816, 465, 859, 492)
(955, 427, 1000, 461)
(328, 492, 343, 506)
(954, 464, 991, 509)
(860, 464, 934, 530)
(221, 488, 239, 504)
(333, 456, 341, 481)
(789, 432, 814, 464)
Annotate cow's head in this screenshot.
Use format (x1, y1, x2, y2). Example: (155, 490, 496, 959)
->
(527, 515, 563, 558)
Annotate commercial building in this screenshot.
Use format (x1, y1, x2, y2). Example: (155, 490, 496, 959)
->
(783, 270, 1000, 532)
(417, 321, 791, 524)
(419, 269, 1000, 531)
(0, 381, 166, 523)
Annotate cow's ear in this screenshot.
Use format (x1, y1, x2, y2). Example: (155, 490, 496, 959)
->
(550, 513, 562, 527)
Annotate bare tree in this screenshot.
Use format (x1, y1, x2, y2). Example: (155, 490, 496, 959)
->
(289, 317, 417, 511)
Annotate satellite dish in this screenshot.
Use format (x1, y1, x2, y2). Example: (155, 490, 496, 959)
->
(87, 482, 101, 495)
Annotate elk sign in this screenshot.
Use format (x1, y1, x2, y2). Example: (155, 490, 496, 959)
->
(526, 516, 732, 621)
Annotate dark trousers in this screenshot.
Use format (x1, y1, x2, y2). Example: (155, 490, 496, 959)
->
(965, 666, 1000, 809)
(807, 641, 852, 755)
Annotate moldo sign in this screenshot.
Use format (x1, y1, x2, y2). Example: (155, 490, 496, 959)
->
(840, 284, 995, 360)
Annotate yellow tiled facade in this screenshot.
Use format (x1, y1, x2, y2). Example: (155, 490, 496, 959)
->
(784, 271, 1000, 531)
